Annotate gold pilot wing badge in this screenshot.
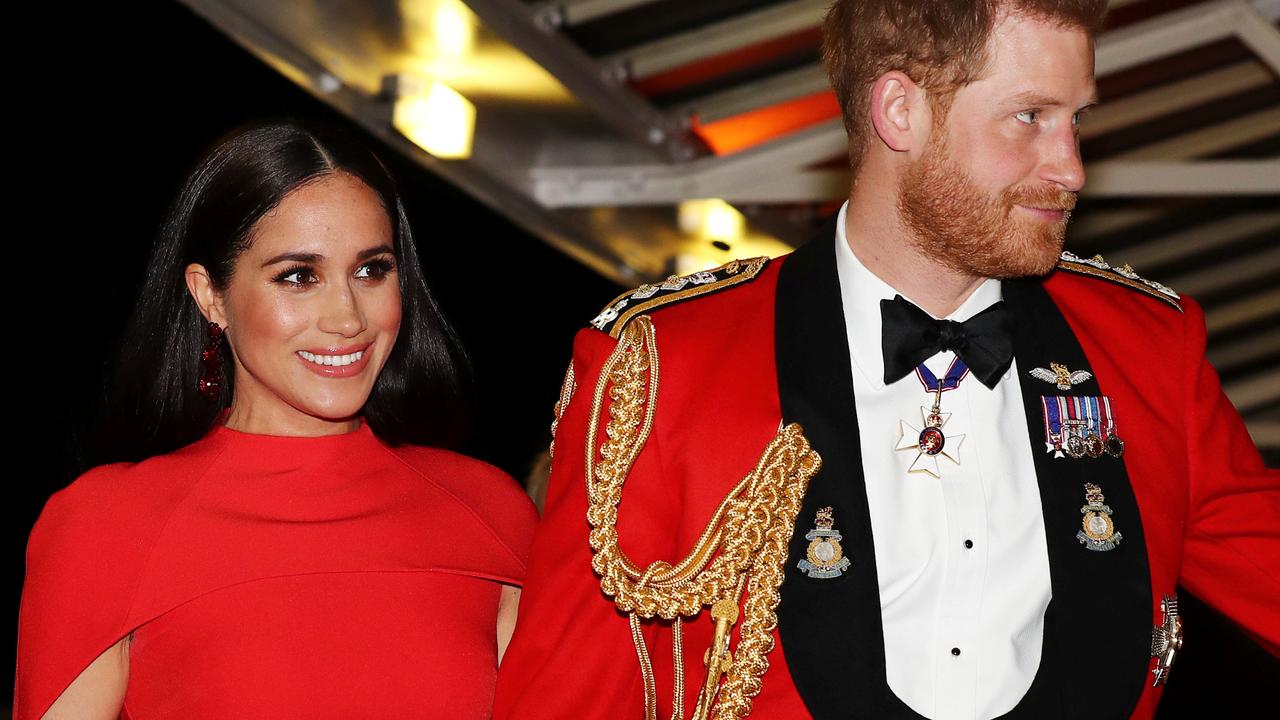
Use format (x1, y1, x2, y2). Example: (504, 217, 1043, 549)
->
(798, 506, 852, 579)
(1030, 362, 1093, 391)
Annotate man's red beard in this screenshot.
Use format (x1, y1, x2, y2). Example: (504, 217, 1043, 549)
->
(896, 130, 1077, 279)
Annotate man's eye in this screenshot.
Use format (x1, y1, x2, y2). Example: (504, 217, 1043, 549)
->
(1015, 110, 1038, 125)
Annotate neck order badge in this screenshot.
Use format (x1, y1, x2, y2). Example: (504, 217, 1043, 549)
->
(895, 357, 969, 478)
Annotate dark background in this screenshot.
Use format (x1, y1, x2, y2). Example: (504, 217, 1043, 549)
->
(9, 1, 1275, 716)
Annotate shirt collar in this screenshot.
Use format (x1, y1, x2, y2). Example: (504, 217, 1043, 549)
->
(832, 200, 1003, 390)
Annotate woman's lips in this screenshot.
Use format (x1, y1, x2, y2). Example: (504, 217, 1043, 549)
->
(295, 343, 373, 378)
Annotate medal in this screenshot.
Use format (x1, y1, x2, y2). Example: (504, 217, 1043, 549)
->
(1099, 396, 1125, 458)
(895, 358, 967, 478)
(797, 506, 852, 579)
(1042, 395, 1126, 460)
(1083, 397, 1104, 458)
(1077, 482, 1123, 551)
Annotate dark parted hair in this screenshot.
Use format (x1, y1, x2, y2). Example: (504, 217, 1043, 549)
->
(92, 118, 471, 465)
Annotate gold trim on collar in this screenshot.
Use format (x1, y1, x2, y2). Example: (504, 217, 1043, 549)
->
(1056, 252, 1182, 312)
(591, 257, 771, 337)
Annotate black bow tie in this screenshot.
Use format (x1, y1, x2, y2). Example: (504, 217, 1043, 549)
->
(880, 295, 1014, 389)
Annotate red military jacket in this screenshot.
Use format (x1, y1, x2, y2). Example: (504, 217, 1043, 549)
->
(494, 230, 1280, 719)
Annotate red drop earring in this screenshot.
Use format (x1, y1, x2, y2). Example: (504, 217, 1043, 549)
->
(198, 321, 225, 402)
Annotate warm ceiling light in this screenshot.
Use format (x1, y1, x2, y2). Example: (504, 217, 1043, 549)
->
(677, 198, 745, 242)
(392, 79, 476, 160)
(433, 0, 473, 60)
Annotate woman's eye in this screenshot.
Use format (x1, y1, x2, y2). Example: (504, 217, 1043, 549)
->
(1015, 110, 1038, 125)
(356, 258, 396, 280)
(274, 267, 316, 286)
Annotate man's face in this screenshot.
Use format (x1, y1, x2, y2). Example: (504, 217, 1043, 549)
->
(897, 11, 1097, 279)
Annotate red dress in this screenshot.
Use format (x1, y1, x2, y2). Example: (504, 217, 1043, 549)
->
(16, 417, 538, 719)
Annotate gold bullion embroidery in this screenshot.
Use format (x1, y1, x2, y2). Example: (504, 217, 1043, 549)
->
(586, 316, 821, 720)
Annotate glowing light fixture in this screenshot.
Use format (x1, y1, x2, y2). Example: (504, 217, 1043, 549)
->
(432, 0, 473, 60)
(391, 77, 476, 160)
(677, 198, 745, 242)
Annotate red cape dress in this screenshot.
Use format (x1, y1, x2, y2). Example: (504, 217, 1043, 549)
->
(16, 417, 537, 719)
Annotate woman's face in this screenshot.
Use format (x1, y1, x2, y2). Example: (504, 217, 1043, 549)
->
(204, 172, 402, 432)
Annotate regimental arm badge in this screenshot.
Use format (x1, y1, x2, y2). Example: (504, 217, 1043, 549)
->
(1077, 483, 1123, 551)
(798, 507, 851, 579)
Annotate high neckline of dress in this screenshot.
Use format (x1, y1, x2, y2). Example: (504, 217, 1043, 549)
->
(206, 411, 373, 445)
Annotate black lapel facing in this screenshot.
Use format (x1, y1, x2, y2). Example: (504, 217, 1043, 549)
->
(1003, 279, 1153, 719)
(769, 245, 1153, 719)
(774, 229, 910, 718)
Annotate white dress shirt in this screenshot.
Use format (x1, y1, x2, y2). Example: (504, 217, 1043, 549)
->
(833, 201, 1052, 720)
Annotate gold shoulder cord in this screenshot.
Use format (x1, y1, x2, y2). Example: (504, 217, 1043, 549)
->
(586, 316, 821, 720)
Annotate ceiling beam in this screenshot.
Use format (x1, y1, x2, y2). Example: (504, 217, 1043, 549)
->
(1209, 326, 1280, 370)
(1205, 287, 1280, 335)
(1237, 0, 1280, 73)
(1107, 211, 1280, 269)
(609, 0, 828, 80)
(1224, 367, 1280, 414)
(1112, 107, 1280, 161)
(1168, 244, 1280, 297)
(1083, 160, 1280, 196)
(676, 64, 830, 123)
(548, 0, 664, 27)
(1246, 421, 1280, 449)
(1081, 60, 1274, 139)
(463, 0, 700, 159)
(1095, 0, 1280, 75)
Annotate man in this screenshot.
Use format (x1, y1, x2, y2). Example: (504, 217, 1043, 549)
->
(494, 1, 1280, 718)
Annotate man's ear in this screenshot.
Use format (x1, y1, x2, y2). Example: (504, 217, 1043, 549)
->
(184, 263, 228, 328)
(868, 70, 930, 155)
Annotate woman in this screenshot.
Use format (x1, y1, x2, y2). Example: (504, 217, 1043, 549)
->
(15, 120, 537, 719)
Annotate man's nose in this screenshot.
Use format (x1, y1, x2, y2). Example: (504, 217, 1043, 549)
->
(1040, 128, 1086, 193)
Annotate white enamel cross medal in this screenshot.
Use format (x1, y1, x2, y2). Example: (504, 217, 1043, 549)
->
(896, 404, 965, 478)
(894, 359, 969, 478)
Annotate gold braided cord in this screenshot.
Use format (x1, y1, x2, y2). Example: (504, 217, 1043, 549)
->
(584, 316, 821, 720)
(549, 363, 576, 459)
(631, 613, 659, 720)
(671, 618, 685, 720)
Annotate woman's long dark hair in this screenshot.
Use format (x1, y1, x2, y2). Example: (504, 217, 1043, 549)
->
(92, 119, 470, 465)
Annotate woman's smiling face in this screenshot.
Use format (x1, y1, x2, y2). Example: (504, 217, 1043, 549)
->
(192, 171, 402, 434)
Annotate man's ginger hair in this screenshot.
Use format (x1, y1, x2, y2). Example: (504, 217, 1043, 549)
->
(822, 0, 1108, 175)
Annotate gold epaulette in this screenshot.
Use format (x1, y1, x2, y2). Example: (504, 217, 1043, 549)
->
(1056, 251, 1182, 312)
(590, 257, 771, 337)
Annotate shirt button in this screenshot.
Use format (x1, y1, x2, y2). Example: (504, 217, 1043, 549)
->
(964, 539, 974, 549)
(951, 647, 961, 656)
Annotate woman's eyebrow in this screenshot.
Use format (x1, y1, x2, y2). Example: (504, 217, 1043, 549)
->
(260, 244, 393, 267)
